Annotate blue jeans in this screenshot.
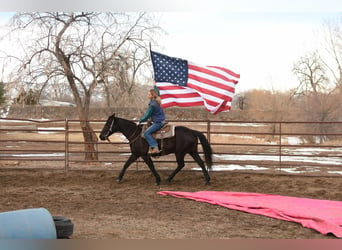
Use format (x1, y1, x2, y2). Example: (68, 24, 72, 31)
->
(144, 122, 163, 148)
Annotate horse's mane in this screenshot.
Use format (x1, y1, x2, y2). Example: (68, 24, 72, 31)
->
(115, 116, 137, 127)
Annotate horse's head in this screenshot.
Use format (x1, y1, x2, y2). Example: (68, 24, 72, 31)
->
(99, 113, 117, 141)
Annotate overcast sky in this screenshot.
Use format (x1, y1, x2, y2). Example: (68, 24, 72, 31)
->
(156, 12, 342, 92)
(1, 1, 342, 93)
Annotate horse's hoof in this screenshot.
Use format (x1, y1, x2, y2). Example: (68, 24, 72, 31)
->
(116, 178, 122, 183)
(155, 182, 160, 186)
(205, 181, 211, 186)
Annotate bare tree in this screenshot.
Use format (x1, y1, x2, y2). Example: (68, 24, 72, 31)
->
(292, 50, 341, 142)
(233, 93, 247, 110)
(292, 51, 328, 96)
(5, 12, 161, 160)
(321, 16, 342, 93)
(100, 48, 151, 108)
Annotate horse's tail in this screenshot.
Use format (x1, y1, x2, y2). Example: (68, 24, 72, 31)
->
(192, 130, 213, 170)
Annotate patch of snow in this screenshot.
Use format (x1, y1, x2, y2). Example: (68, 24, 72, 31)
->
(212, 123, 267, 127)
(0, 106, 10, 118)
(211, 165, 269, 171)
(37, 127, 65, 134)
(286, 137, 303, 145)
(279, 167, 321, 174)
(214, 154, 342, 165)
(0, 153, 65, 157)
(287, 147, 342, 154)
(327, 171, 342, 175)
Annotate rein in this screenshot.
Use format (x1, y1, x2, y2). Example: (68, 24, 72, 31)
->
(126, 126, 141, 144)
(106, 122, 141, 146)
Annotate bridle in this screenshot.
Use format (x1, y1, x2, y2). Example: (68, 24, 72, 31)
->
(105, 118, 141, 145)
(105, 117, 116, 145)
(105, 117, 115, 138)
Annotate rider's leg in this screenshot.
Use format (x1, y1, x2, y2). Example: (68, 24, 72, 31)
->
(144, 122, 163, 153)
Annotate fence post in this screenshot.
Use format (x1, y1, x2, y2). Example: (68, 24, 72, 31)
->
(207, 120, 211, 144)
(65, 117, 69, 173)
(278, 121, 282, 173)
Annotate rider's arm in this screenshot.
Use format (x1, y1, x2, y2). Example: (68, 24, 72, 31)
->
(139, 105, 154, 123)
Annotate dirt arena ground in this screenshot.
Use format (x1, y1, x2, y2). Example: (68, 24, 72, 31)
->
(0, 169, 341, 239)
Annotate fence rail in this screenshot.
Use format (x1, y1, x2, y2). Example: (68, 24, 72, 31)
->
(1, 117, 341, 177)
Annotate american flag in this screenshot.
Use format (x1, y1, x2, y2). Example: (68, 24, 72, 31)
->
(151, 51, 240, 114)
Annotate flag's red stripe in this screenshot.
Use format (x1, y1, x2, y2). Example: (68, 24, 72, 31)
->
(158, 85, 188, 91)
(213, 101, 231, 114)
(189, 64, 239, 84)
(160, 92, 201, 99)
(161, 101, 204, 108)
(204, 98, 231, 107)
(187, 82, 234, 101)
(188, 73, 236, 94)
(203, 103, 231, 114)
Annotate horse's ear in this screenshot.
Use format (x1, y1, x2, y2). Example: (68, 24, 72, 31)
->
(112, 112, 115, 117)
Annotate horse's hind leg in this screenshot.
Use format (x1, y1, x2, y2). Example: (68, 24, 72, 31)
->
(117, 154, 138, 183)
(141, 155, 161, 186)
(167, 153, 185, 184)
(190, 152, 211, 185)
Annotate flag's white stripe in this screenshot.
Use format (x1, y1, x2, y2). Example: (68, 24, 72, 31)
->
(157, 82, 187, 87)
(161, 96, 204, 104)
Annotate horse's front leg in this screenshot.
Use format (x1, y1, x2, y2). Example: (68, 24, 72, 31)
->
(116, 154, 139, 183)
(141, 155, 161, 186)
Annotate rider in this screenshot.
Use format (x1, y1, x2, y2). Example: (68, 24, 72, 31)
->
(139, 88, 165, 155)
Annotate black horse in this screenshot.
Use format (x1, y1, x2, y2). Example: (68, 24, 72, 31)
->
(99, 114, 213, 185)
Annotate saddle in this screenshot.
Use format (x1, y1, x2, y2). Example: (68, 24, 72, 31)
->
(142, 122, 175, 139)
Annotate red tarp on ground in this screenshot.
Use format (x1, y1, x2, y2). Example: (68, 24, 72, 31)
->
(158, 191, 342, 237)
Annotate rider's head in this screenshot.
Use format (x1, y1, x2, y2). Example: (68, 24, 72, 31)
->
(149, 89, 161, 105)
(149, 89, 158, 99)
